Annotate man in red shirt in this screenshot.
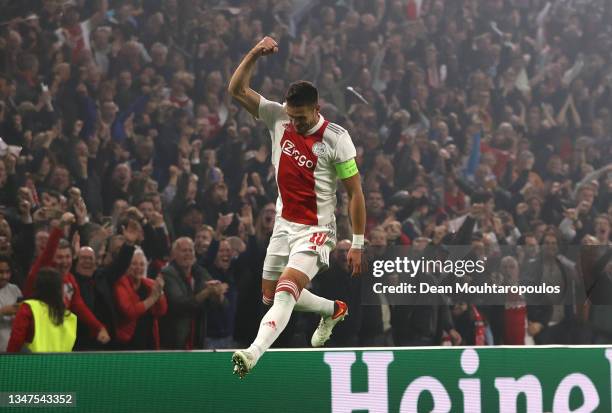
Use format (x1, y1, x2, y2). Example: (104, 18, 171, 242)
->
(22, 213, 110, 345)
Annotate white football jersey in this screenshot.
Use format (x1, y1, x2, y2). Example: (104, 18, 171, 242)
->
(258, 96, 357, 226)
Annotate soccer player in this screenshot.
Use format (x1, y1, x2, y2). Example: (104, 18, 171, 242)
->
(228, 36, 366, 378)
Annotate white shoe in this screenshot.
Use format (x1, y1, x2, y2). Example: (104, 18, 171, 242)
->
(232, 350, 257, 379)
(311, 300, 348, 347)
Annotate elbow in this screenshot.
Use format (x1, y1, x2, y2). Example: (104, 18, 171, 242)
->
(227, 82, 242, 98)
(228, 88, 245, 101)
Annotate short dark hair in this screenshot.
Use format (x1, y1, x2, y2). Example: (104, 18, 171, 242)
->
(57, 239, 72, 251)
(285, 81, 318, 107)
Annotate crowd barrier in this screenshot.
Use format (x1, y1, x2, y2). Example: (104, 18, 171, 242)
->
(1, 346, 611, 412)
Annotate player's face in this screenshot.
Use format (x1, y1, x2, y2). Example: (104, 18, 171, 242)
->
(286, 104, 319, 135)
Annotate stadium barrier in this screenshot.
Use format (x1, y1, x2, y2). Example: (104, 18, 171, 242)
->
(1, 346, 611, 412)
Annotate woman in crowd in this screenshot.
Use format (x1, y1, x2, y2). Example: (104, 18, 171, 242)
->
(7, 267, 76, 352)
(114, 248, 167, 350)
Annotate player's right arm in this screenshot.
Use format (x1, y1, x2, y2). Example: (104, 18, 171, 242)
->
(228, 36, 279, 118)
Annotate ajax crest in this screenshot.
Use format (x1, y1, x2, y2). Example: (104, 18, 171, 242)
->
(312, 142, 327, 157)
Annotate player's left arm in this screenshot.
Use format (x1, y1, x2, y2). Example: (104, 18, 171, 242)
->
(339, 165, 366, 276)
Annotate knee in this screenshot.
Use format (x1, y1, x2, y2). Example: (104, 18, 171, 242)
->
(275, 278, 301, 302)
(280, 266, 310, 290)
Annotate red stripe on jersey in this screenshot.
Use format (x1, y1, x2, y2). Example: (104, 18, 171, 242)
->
(277, 120, 329, 225)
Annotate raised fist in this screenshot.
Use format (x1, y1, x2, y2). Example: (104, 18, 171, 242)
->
(253, 36, 278, 56)
(60, 212, 76, 227)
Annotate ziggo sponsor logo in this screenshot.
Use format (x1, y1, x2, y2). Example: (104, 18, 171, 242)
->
(282, 140, 315, 169)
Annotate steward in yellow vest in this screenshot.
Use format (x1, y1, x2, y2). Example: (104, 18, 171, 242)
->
(24, 300, 76, 352)
(7, 268, 77, 353)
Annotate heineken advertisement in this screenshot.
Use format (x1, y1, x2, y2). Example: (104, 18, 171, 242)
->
(1, 346, 611, 412)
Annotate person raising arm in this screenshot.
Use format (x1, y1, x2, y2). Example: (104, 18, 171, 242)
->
(228, 36, 366, 379)
(227, 36, 278, 117)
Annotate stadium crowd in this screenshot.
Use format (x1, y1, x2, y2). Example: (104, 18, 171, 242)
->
(0, 0, 611, 351)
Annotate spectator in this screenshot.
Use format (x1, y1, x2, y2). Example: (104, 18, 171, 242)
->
(524, 230, 586, 344)
(114, 248, 167, 350)
(203, 237, 236, 348)
(72, 219, 141, 350)
(194, 224, 214, 264)
(22, 212, 110, 346)
(233, 204, 276, 348)
(0, 214, 26, 288)
(388, 238, 461, 347)
(361, 227, 387, 346)
(7, 267, 77, 352)
(365, 190, 385, 236)
(159, 237, 227, 349)
(518, 232, 540, 266)
(584, 241, 612, 344)
(54, 1, 108, 64)
(493, 256, 533, 345)
(0, 256, 21, 351)
(0, 155, 18, 208)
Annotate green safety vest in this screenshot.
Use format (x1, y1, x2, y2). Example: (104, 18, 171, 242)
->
(24, 300, 77, 353)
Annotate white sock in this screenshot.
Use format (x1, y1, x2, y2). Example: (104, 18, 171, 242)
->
(294, 289, 334, 316)
(248, 288, 297, 362)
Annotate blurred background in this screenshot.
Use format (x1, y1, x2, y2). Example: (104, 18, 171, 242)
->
(0, 0, 611, 353)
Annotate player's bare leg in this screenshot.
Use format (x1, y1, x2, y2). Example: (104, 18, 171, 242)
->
(261, 278, 277, 307)
(232, 267, 309, 378)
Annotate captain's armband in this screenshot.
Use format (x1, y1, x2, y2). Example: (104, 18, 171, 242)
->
(335, 158, 359, 179)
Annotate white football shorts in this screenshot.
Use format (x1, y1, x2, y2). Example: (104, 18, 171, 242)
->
(262, 215, 336, 280)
